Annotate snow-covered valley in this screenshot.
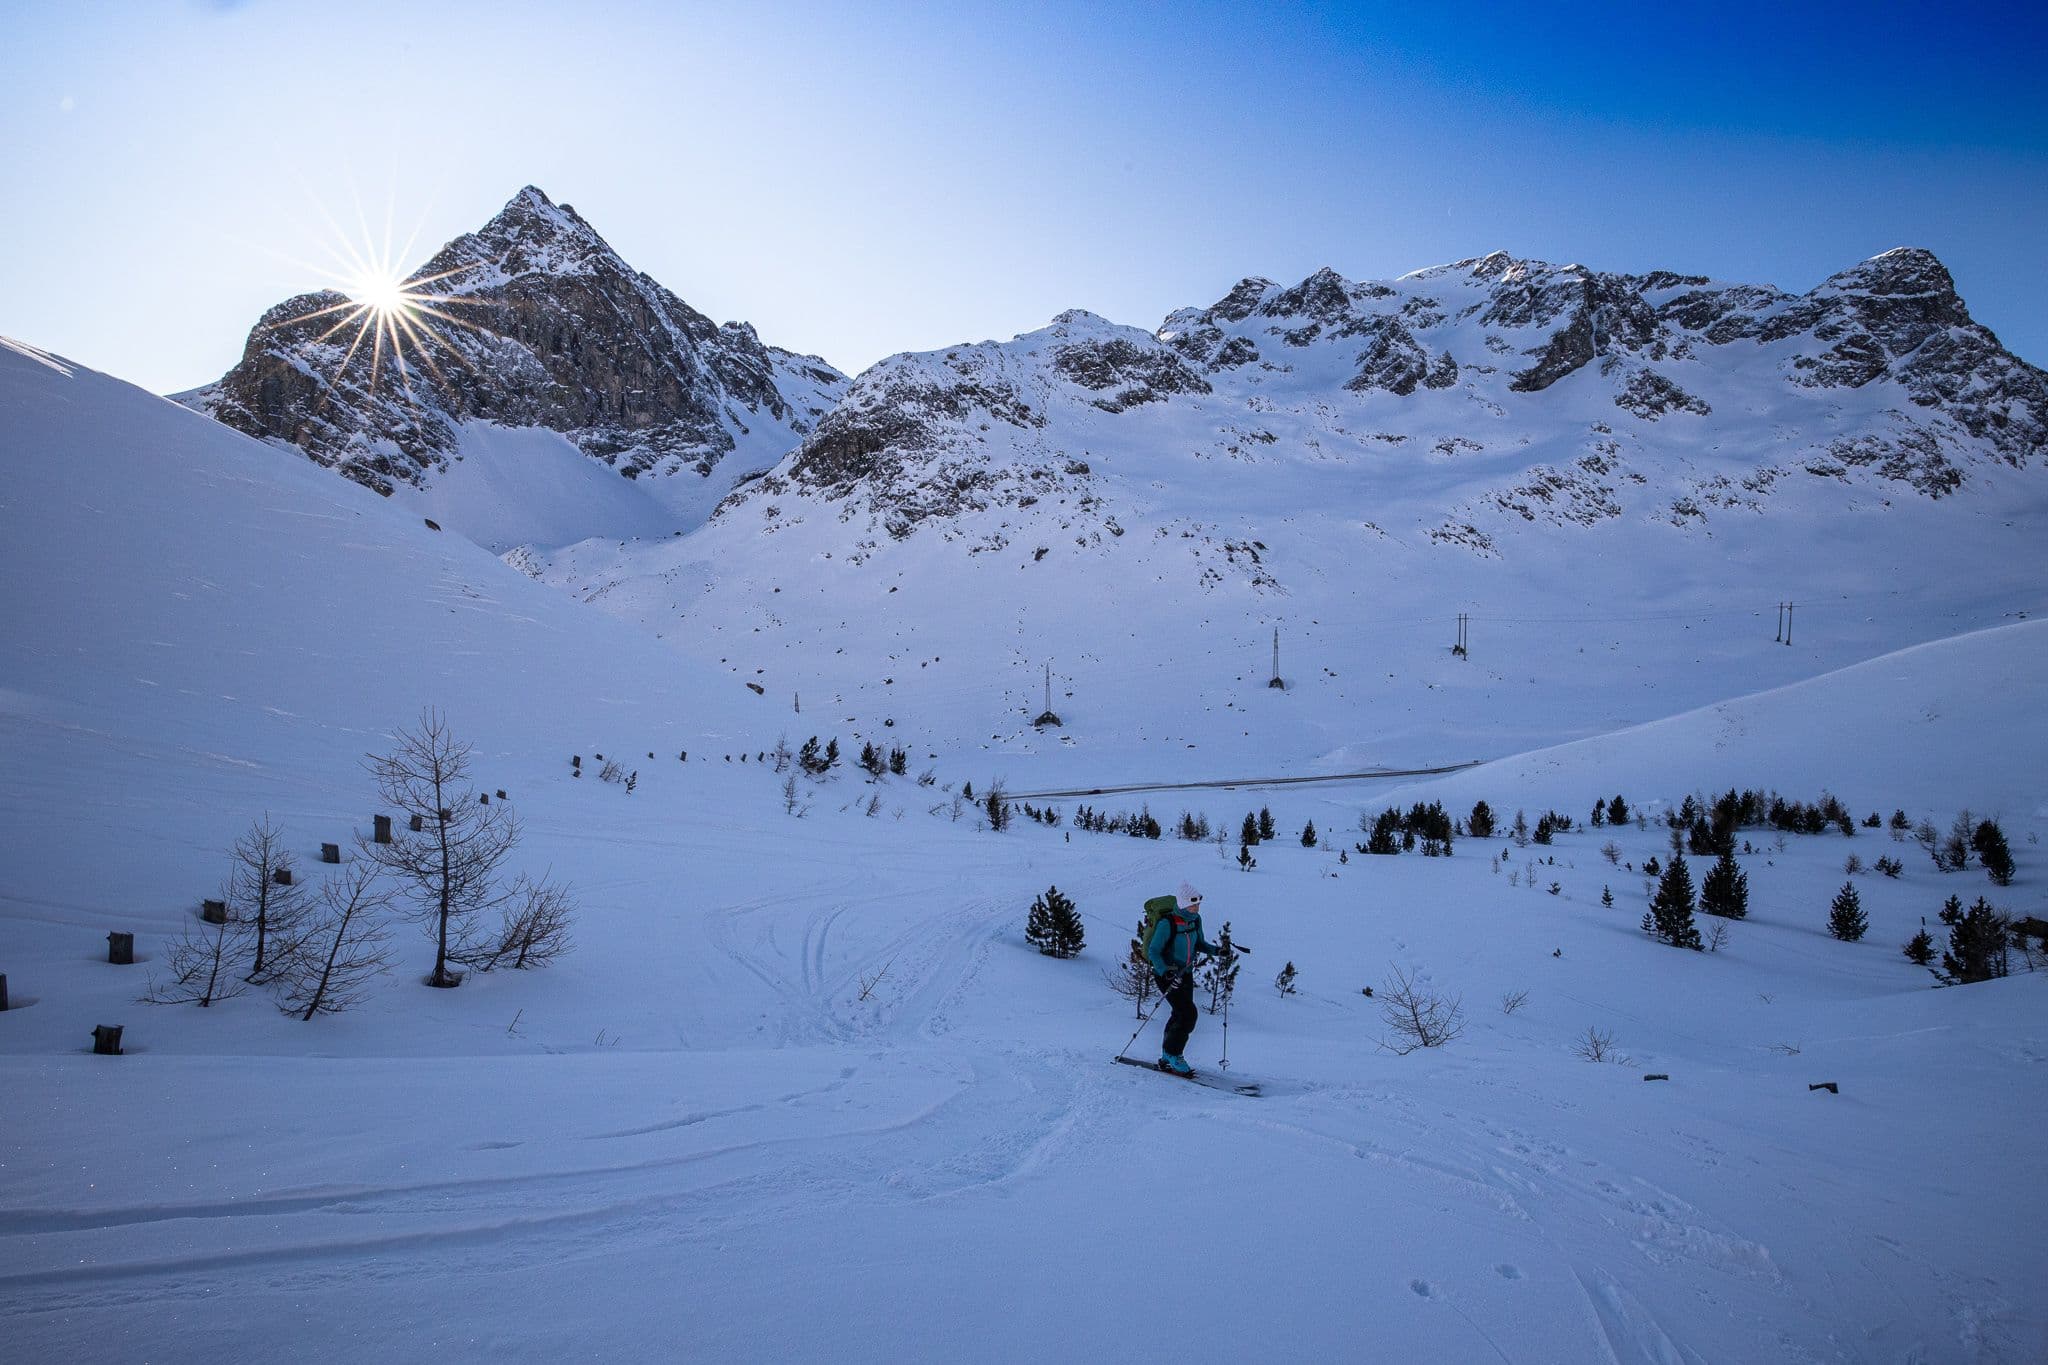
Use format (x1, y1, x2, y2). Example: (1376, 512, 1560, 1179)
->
(4, 266, 2046, 1364)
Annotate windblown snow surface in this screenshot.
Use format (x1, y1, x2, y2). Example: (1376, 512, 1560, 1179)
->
(3, 337, 2045, 1362)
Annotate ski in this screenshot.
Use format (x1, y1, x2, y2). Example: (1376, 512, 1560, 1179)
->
(1113, 1055, 1261, 1096)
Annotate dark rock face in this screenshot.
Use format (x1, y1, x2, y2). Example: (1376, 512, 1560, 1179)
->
(1614, 370, 1710, 420)
(1050, 332, 1212, 411)
(187, 187, 845, 496)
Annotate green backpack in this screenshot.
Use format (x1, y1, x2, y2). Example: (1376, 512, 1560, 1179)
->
(1141, 894, 1181, 957)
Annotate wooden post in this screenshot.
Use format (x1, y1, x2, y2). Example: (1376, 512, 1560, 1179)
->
(93, 1024, 123, 1055)
(410, 813, 424, 832)
(273, 867, 292, 886)
(0, 973, 8, 1011)
(480, 793, 490, 804)
(1808, 1081, 1838, 1094)
(1642, 1073, 1669, 1082)
(321, 843, 340, 864)
(202, 899, 228, 924)
(374, 814, 392, 844)
(496, 789, 507, 801)
(106, 932, 134, 965)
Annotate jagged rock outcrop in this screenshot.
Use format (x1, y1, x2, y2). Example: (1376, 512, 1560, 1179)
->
(184, 187, 845, 497)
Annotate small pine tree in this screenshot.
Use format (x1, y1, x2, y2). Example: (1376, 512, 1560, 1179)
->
(1025, 885, 1085, 958)
(1274, 960, 1298, 996)
(1512, 809, 1530, 846)
(1467, 800, 1495, 839)
(824, 737, 841, 770)
(1300, 821, 1318, 848)
(1591, 798, 1607, 827)
(1237, 843, 1256, 872)
(889, 745, 908, 776)
(1258, 807, 1276, 842)
(797, 736, 823, 776)
(1699, 849, 1749, 920)
(1826, 882, 1867, 942)
(1938, 894, 2010, 983)
(1641, 852, 1703, 949)
(1199, 922, 1242, 1014)
(1970, 819, 2014, 887)
(986, 786, 1012, 832)
(1241, 812, 1260, 847)
(1601, 885, 1614, 908)
(1903, 928, 1936, 966)
(1608, 794, 1630, 826)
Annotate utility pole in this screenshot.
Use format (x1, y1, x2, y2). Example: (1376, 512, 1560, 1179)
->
(1784, 602, 1793, 647)
(1453, 613, 1469, 658)
(1044, 662, 1053, 718)
(1268, 627, 1283, 689)
(1775, 603, 1784, 643)
(794, 691, 801, 714)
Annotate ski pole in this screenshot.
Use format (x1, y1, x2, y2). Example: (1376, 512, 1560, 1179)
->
(1219, 973, 1231, 1072)
(1115, 970, 1180, 1061)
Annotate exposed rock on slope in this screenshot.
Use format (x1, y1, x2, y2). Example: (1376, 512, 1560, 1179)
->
(184, 187, 845, 499)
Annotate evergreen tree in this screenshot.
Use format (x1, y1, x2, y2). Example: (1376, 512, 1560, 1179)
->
(1600, 885, 1614, 908)
(1273, 960, 1298, 996)
(985, 787, 1012, 832)
(1025, 885, 1085, 958)
(1970, 819, 2015, 887)
(1938, 895, 2010, 983)
(1641, 852, 1703, 949)
(1300, 820, 1318, 848)
(1903, 927, 1936, 966)
(1241, 812, 1260, 847)
(824, 737, 841, 770)
(1826, 882, 1868, 942)
(1699, 849, 1749, 920)
(1237, 843, 1256, 872)
(1512, 809, 1529, 846)
(1467, 800, 1495, 839)
(1199, 921, 1241, 1014)
(1258, 807, 1276, 842)
(1608, 794, 1630, 826)
(889, 745, 908, 776)
(797, 736, 824, 776)
(1533, 813, 1555, 845)
(1591, 798, 1607, 827)
(1366, 808, 1402, 855)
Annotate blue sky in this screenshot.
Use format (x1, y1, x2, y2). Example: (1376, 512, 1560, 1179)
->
(3, 0, 2044, 392)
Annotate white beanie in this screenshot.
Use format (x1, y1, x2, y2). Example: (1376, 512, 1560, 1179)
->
(1179, 882, 1202, 906)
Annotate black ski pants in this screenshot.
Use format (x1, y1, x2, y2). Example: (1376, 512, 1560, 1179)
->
(1157, 971, 1198, 1057)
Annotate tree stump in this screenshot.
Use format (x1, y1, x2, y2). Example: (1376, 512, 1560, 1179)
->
(1808, 1082, 1839, 1094)
(1642, 1073, 1669, 1082)
(92, 1024, 123, 1055)
(106, 932, 134, 965)
(202, 899, 228, 924)
(373, 814, 393, 844)
(321, 843, 340, 864)
(479, 793, 490, 804)
(496, 789, 507, 801)
(410, 813, 424, 832)
(273, 867, 293, 886)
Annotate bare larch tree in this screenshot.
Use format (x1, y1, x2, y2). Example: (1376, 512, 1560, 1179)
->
(363, 709, 518, 987)
(232, 815, 311, 984)
(278, 861, 393, 1019)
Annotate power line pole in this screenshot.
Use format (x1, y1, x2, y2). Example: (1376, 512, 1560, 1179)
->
(1784, 602, 1793, 647)
(1453, 613, 1469, 658)
(1775, 603, 1784, 643)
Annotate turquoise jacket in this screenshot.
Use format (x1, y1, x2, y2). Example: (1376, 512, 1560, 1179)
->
(1146, 908, 1214, 980)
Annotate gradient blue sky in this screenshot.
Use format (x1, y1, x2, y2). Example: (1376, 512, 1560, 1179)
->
(4, 0, 2044, 392)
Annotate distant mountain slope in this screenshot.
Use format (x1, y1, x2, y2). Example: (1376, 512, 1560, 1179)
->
(719, 247, 2044, 561)
(181, 187, 846, 536)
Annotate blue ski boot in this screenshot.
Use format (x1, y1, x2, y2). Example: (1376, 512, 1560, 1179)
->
(1159, 1053, 1194, 1076)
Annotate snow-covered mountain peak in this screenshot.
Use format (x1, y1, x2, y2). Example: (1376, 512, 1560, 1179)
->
(181, 186, 848, 541)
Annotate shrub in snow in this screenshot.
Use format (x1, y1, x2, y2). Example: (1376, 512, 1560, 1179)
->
(1274, 961, 1298, 996)
(1641, 853, 1703, 950)
(1826, 883, 1868, 942)
(1875, 856, 1903, 878)
(1573, 1026, 1621, 1063)
(1024, 885, 1085, 959)
(1903, 928, 1937, 967)
(1104, 917, 1158, 1017)
(1844, 853, 1864, 876)
(1378, 965, 1464, 1053)
(276, 862, 392, 1018)
(1938, 811, 1973, 872)
(230, 816, 312, 986)
(1237, 843, 1256, 871)
(145, 908, 253, 1007)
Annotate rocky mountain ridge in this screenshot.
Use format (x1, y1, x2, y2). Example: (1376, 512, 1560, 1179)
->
(718, 246, 2043, 566)
(183, 187, 846, 500)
